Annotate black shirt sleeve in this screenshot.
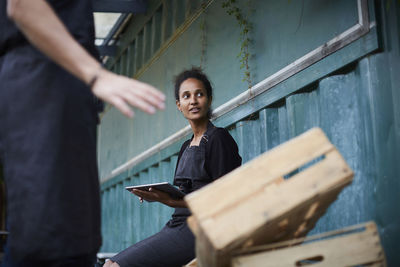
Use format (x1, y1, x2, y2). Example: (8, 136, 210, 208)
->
(205, 128, 242, 180)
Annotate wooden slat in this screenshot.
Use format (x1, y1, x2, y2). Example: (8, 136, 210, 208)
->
(233, 222, 377, 255)
(93, 0, 147, 13)
(232, 222, 386, 267)
(127, 43, 135, 77)
(187, 215, 198, 236)
(186, 128, 334, 222)
(195, 226, 221, 267)
(143, 23, 151, 65)
(151, 8, 162, 54)
(134, 32, 143, 71)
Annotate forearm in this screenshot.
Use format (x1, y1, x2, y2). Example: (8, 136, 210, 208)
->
(163, 199, 188, 208)
(7, 0, 100, 85)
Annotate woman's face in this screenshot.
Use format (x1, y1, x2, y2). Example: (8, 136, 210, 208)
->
(176, 78, 211, 122)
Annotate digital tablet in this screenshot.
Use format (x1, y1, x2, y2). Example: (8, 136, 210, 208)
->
(125, 182, 185, 200)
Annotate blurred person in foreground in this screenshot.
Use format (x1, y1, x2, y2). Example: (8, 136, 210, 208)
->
(0, 0, 165, 266)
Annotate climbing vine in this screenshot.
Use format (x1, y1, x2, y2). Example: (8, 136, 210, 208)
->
(199, 2, 207, 68)
(222, 0, 253, 89)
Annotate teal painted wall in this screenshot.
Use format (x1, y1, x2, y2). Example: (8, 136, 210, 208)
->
(98, 0, 360, 179)
(98, 0, 400, 265)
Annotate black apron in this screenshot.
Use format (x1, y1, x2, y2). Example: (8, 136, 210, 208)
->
(0, 0, 101, 261)
(110, 124, 217, 267)
(170, 123, 217, 226)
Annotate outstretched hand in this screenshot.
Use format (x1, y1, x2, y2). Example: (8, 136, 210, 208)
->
(92, 69, 166, 118)
(7, 0, 165, 119)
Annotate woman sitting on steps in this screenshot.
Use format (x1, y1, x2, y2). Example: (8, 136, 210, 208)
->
(104, 67, 242, 267)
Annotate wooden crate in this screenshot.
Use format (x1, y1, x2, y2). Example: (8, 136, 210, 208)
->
(183, 258, 198, 267)
(185, 128, 354, 267)
(231, 221, 386, 267)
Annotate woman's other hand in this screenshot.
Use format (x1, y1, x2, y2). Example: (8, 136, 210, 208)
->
(131, 188, 187, 208)
(103, 259, 120, 267)
(131, 188, 172, 203)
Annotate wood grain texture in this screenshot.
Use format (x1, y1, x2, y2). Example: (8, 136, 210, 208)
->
(186, 128, 334, 221)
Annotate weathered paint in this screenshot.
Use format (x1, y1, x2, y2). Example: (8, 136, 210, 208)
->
(98, 0, 400, 265)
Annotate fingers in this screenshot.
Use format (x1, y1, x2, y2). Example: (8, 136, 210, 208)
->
(115, 75, 165, 115)
(109, 96, 135, 118)
(103, 260, 114, 267)
(139, 190, 154, 198)
(148, 187, 161, 193)
(91, 70, 166, 118)
(131, 188, 165, 203)
(121, 90, 157, 115)
(131, 79, 166, 109)
(130, 189, 146, 203)
(122, 81, 165, 114)
(130, 189, 142, 197)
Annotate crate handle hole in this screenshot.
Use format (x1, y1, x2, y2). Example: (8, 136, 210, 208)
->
(295, 255, 324, 266)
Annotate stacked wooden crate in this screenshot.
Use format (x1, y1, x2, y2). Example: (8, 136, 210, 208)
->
(184, 128, 385, 267)
(232, 222, 386, 266)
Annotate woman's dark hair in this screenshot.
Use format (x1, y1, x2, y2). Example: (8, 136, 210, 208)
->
(174, 67, 213, 101)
